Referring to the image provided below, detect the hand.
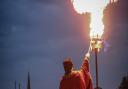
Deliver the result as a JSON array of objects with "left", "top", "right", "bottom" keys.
[{"left": 85, "top": 52, "right": 90, "bottom": 58}]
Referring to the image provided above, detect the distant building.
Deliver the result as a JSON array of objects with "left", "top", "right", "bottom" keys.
[
  {"left": 19, "top": 83, "right": 21, "bottom": 89},
  {"left": 27, "top": 72, "right": 31, "bottom": 89},
  {"left": 15, "top": 81, "right": 17, "bottom": 89}
]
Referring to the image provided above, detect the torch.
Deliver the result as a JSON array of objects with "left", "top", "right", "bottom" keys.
[
  {"left": 90, "top": 34, "right": 103, "bottom": 89},
  {"left": 71, "top": 0, "right": 117, "bottom": 89}
]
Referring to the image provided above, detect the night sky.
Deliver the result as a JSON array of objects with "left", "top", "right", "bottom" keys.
[{"left": 1, "top": 0, "right": 128, "bottom": 89}]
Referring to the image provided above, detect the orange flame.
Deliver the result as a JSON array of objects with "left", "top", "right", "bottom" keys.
[
  {"left": 71, "top": 0, "right": 111, "bottom": 39},
  {"left": 71, "top": 0, "right": 117, "bottom": 50}
]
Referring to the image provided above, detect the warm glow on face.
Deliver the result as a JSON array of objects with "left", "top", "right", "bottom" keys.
[{"left": 71, "top": 0, "right": 110, "bottom": 39}]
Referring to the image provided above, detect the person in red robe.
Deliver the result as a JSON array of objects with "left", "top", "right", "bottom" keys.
[{"left": 59, "top": 51, "right": 93, "bottom": 89}]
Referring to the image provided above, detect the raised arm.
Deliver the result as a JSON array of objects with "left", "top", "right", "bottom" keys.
[
  {"left": 81, "top": 52, "right": 90, "bottom": 72},
  {"left": 81, "top": 46, "right": 91, "bottom": 73}
]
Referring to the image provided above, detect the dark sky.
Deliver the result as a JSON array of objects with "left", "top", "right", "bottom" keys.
[{"left": 0, "top": 0, "right": 128, "bottom": 89}]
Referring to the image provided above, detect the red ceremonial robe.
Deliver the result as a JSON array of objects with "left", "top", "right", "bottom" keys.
[{"left": 59, "top": 58, "right": 93, "bottom": 89}]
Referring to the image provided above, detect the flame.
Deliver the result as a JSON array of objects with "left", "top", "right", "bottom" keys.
[{"left": 71, "top": 0, "right": 111, "bottom": 39}]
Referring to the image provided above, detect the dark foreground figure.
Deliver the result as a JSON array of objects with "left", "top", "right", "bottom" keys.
[
  {"left": 59, "top": 52, "right": 93, "bottom": 89},
  {"left": 118, "top": 75, "right": 128, "bottom": 89}
]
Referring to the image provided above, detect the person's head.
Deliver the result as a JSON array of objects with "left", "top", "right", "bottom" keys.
[{"left": 63, "top": 58, "right": 73, "bottom": 74}]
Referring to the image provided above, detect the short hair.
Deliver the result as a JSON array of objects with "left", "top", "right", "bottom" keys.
[{"left": 63, "top": 58, "right": 73, "bottom": 66}]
